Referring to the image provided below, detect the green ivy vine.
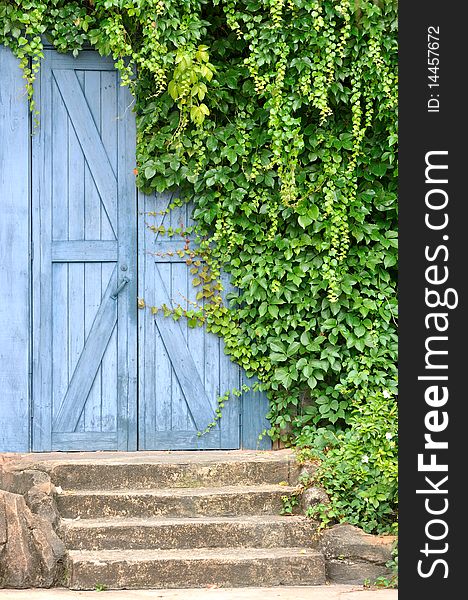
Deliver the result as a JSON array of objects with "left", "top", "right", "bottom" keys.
[{"left": 0, "top": 0, "right": 398, "bottom": 450}]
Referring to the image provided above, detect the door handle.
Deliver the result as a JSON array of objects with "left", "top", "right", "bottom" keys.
[{"left": 111, "top": 276, "right": 130, "bottom": 300}]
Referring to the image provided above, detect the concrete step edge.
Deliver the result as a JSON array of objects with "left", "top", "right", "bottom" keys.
[
  {"left": 58, "top": 484, "right": 298, "bottom": 497},
  {"left": 38, "top": 450, "right": 306, "bottom": 490},
  {"left": 26, "top": 449, "right": 295, "bottom": 465},
  {"left": 67, "top": 546, "right": 327, "bottom": 589},
  {"left": 68, "top": 547, "right": 323, "bottom": 561},
  {"left": 60, "top": 515, "right": 312, "bottom": 528}
]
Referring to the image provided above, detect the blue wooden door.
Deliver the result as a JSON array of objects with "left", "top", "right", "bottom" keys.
[
  {"left": 29, "top": 48, "right": 269, "bottom": 452},
  {"left": 139, "top": 194, "right": 245, "bottom": 449},
  {"left": 32, "top": 49, "right": 137, "bottom": 451}
]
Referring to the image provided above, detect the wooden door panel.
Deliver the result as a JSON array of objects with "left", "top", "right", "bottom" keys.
[
  {"left": 138, "top": 193, "right": 271, "bottom": 449},
  {"left": 152, "top": 265, "right": 216, "bottom": 430},
  {"left": 138, "top": 193, "right": 241, "bottom": 450},
  {"left": 53, "top": 68, "right": 118, "bottom": 235},
  {"left": 52, "top": 265, "right": 118, "bottom": 432},
  {"left": 32, "top": 50, "right": 136, "bottom": 451}
]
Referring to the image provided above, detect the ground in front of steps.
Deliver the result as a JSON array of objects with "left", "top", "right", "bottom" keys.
[{"left": 0, "top": 586, "right": 397, "bottom": 600}]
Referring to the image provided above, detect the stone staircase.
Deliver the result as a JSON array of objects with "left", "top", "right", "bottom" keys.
[{"left": 45, "top": 451, "right": 326, "bottom": 590}]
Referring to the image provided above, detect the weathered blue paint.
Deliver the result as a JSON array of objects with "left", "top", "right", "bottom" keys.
[
  {"left": 52, "top": 266, "right": 119, "bottom": 432},
  {"left": 0, "top": 46, "right": 31, "bottom": 453},
  {"left": 31, "top": 49, "right": 137, "bottom": 451},
  {"left": 152, "top": 267, "right": 217, "bottom": 430},
  {"left": 241, "top": 374, "right": 272, "bottom": 450},
  {"left": 53, "top": 69, "right": 118, "bottom": 234},
  {"left": 138, "top": 193, "right": 237, "bottom": 449},
  {"left": 138, "top": 193, "right": 270, "bottom": 449},
  {"left": 0, "top": 45, "right": 270, "bottom": 452},
  {"left": 116, "top": 60, "right": 139, "bottom": 452}
]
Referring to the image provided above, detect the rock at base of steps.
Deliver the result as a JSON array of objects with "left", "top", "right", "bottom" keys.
[
  {"left": 0, "top": 489, "right": 66, "bottom": 588},
  {"left": 319, "top": 524, "right": 396, "bottom": 585}
]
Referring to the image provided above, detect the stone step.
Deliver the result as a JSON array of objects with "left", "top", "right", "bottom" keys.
[
  {"left": 43, "top": 450, "right": 303, "bottom": 490},
  {"left": 60, "top": 515, "right": 319, "bottom": 551},
  {"left": 67, "top": 547, "right": 326, "bottom": 589},
  {"left": 56, "top": 485, "right": 297, "bottom": 519}
]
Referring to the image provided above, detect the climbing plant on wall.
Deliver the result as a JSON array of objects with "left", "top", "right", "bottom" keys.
[{"left": 0, "top": 0, "right": 398, "bottom": 447}]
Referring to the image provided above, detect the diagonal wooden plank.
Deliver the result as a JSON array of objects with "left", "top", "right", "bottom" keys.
[
  {"left": 52, "top": 69, "right": 118, "bottom": 235},
  {"left": 53, "top": 265, "right": 119, "bottom": 432},
  {"left": 153, "top": 266, "right": 215, "bottom": 430}
]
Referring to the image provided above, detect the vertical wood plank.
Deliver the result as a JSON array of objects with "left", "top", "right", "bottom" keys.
[
  {"left": 101, "top": 325, "right": 117, "bottom": 433},
  {"left": 219, "top": 272, "right": 241, "bottom": 448},
  {"left": 51, "top": 77, "right": 70, "bottom": 422},
  {"left": 32, "top": 50, "right": 53, "bottom": 451},
  {"left": 0, "top": 46, "right": 30, "bottom": 452},
  {"left": 154, "top": 261, "right": 172, "bottom": 434},
  {"left": 137, "top": 191, "right": 148, "bottom": 447},
  {"left": 169, "top": 202, "right": 186, "bottom": 429},
  {"left": 138, "top": 193, "right": 156, "bottom": 447},
  {"left": 171, "top": 261, "right": 190, "bottom": 430},
  {"left": 117, "top": 76, "right": 138, "bottom": 450},
  {"left": 187, "top": 236, "right": 207, "bottom": 434},
  {"left": 204, "top": 298, "right": 220, "bottom": 434},
  {"left": 100, "top": 69, "right": 118, "bottom": 434},
  {"left": 100, "top": 69, "right": 117, "bottom": 241},
  {"left": 241, "top": 373, "right": 272, "bottom": 449},
  {"left": 68, "top": 70, "right": 86, "bottom": 433},
  {"left": 83, "top": 69, "right": 103, "bottom": 432}
]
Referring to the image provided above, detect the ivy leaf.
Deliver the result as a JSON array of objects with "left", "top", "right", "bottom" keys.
[
  {"left": 168, "top": 80, "right": 179, "bottom": 100},
  {"left": 145, "top": 166, "right": 156, "bottom": 179},
  {"left": 270, "top": 352, "right": 287, "bottom": 362},
  {"left": 298, "top": 215, "right": 312, "bottom": 228},
  {"left": 309, "top": 205, "right": 319, "bottom": 220},
  {"left": 206, "top": 136, "right": 218, "bottom": 151},
  {"left": 268, "top": 305, "right": 279, "bottom": 318},
  {"left": 273, "top": 368, "right": 293, "bottom": 389},
  {"left": 287, "top": 341, "right": 300, "bottom": 355},
  {"left": 370, "top": 163, "right": 388, "bottom": 176},
  {"left": 226, "top": 149, "right": 237, "bottom": 164},
  {"left": 384, "top": 254, "right": 397, "bottom": 268},
  {"left": 270, "top": 341, "right": 286, "bottom": 353},
  {"left": 309, "top": 359, "right": 328, "bottom": 369},
  {"left": 354, "top": 325, "right": 366, "bottom": 338}
]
